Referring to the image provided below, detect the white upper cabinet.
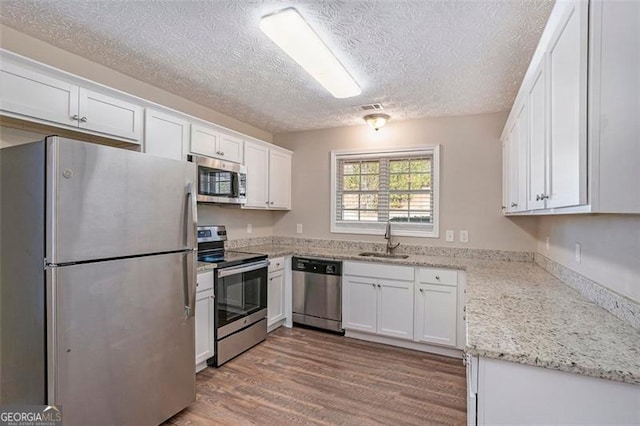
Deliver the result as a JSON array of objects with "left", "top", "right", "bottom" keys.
[
  {"left": 500, "top": 0, "right": 640, "bottom": 215},
  {"left": 244, "top": 140, "right": 270, "bottom": 208},
  {"left": 268, "top": 149, "right": 292, "bottom": 209},
  {"left": 505, "top": 102, "right": 527, "bottom": 213},
  {"left": 243, "top": 140, "right": 292, "bottom": 210},
  {"left": 190, "top": 123, "right": 243, "bottom": 163},
  {"left": 588, "top": 0, "right": 640, "bottom": 213},
  {"left": 546, "top": 0, "right": 588, "bottom": 209},
  {"left": 527, "top": 57, "right": 548, "bottom": 211},
  {"left": 0, "top": 60, "right": 79, "bottom": 127},
  {"left": 144, "top": 109, "right": 190, "bottom": 161},
  {"left": 78, "top": 88, "right": 143, "bottom": 142},
  {"left": 218, "top": 133, "right": 243, "bottom": 164},
  {"left": 0, "top": 58, "right": 142, "bottom": 142}
]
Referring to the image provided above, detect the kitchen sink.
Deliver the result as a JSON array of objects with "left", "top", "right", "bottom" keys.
[{"left": 358, "top": 252, "right": 409, "bottom": 259}]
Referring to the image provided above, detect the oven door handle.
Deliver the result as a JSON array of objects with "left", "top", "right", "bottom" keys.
[{"left": 218, "top": 260, "right": 269, "bottom": 278}]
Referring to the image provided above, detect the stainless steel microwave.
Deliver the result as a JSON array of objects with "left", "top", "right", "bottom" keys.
[{"left": 188, "top": 154, "right": 247, "bottom": 204}]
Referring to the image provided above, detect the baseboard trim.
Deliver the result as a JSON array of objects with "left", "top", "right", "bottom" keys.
[{"left": 345, "top": 330, "right": 463, "bottom": 359}]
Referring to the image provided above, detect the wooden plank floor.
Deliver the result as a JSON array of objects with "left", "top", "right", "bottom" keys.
[{"left": 164, "top": 327, "right": 467, "bottom": 425}]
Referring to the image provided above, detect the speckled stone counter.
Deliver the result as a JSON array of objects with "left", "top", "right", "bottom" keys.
[{"left": 198, "top": 243, "right": 640, "bottom": 385}]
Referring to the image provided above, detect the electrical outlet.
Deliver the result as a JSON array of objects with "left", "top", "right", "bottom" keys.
[
  {"left": 246, "top": 223, "right": 252, "bottom": 234},
  {"left": 445, "top": 230, "right": 454, "bottom": 242},
  {"left": 575, "top": 243, "right": 581, "bottom": 263},
  {"left": 546, "top": 236, "right": 550, "bottom": 251},
  {"left": 460, "top": 230, "right": 469, "bottom": 243},
  {"left": 296, "top": 224, "right": 303, "bottom": 234}
]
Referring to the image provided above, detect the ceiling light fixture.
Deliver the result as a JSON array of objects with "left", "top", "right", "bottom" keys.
[
  {"left": 260, "top": 8, "right": 361, "bottom": 99},
  {"left": 364, "top": 113, "right": 390, "bottom": 131}
]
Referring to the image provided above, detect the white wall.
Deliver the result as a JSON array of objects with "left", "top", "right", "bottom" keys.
[
  {"left": 537, "top": 215, "right": 640, "bottom": 303},
  {"left": 273, "top": 112, "right": 537, "bottom": 252}
]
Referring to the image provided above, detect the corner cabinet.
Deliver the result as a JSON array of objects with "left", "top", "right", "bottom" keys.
[
  {"left": 1, "top": 55, "right": 143, "bottom": 143},
  {"left": 243, "top": 140, "right": 292, "bottom": 210},
  {"left": 502, "top": 0, "right": 639, "bottom": 215},
  {"left": 195, "top": 271, "right": 214, "bottom": 373},
  {"left": 144, "top": 108, "right": 190, "bottom": 161}
]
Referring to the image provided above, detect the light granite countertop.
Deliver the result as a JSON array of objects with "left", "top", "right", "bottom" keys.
[{"left": 199, "top": 244, "right": 640, "bottom": 386}]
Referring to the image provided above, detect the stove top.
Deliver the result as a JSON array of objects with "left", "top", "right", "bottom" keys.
[{"left": 197, "top": 250, "right": 267, "bottom": 269}]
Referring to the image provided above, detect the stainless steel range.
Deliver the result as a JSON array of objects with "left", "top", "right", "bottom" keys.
[{"left": 197, "top": 226, "right": 268, "bottom": 366}]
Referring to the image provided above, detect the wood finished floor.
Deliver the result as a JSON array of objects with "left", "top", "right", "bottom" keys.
[{"left": 164, "top": 327, "right": 467, "bottom": 426}]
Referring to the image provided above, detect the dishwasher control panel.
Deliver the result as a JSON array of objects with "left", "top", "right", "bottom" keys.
[{"left": 292, "top": 257, "right": 342, "bottom": 276}]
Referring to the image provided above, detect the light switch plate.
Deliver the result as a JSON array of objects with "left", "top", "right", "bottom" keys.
[
  {"left": 296, "top": 224, "right": 303, "bottom": 234},
  {"left": 445, "top": 230, "right": 454, "bottom": 242},
  {"left": 460, "top": 230, "right": 469, "bottom": 243},
  {"left": 546, "top": 236, "right": 550, "bottom": 251},
  {"left": 575, "top": 243, "right": 581, "bottom": 263},
  {"left": 246, "top": 223, "right": 252, "bottom": 234}
]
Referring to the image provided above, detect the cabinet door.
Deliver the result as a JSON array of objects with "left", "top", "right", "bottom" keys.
[
  {"left": 527, "top": 57, "right": 548, "bottom": 211},
  {"left": 342, "top": 276, "right": 377, "bottom": 333},
  {"left": 547, "top": 0, "right": 588, "bottom": 208},
  {"left": 377, "top": 279, "right": 414, "bottom": 340},
  {"left": 268, "top": 270, "right": 285, "bottom": 327},
  {"left": 195, "top": 290, "right": 214, "bottom": 368},
  {"left": 415, "top": 284, "right": 457, "bottom": 346},
  {"left": 78, "top": 88, "right": 142, "bottom": 142},
  {"left": 190, "top": 124, "right": 220, "bottom": 158},
  {"left": 218, "top": 134, "right": 243, "bottom": 164},
  {"left": 502, "top": 138, "right": 509, "bottom": 214},
  {"left": 0, "top": 60, "right": 79, "bottom": 127},
  {"left": 243, "top": 141, "right": 270, "bottom": 208},
  {"left": 268, "top": 149, "right": 292, "bottom": 209},
  {"left": 144, "top": 109, "right": 190, "bottom": 161},
  {"left": 506, "top": 120, "right": 520, "bottom": 213}
]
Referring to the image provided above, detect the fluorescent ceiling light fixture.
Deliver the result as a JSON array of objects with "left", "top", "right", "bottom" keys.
[{"left": 260, "top": 8, "right": 361, "bottom": 99}]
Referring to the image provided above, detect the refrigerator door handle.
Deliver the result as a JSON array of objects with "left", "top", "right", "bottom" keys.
[
  {"left": 185, "top": 182, "right": 197, "bottom": 249},
  {"left": 182, "top": 253, "right": 195, "bottom": 319}
]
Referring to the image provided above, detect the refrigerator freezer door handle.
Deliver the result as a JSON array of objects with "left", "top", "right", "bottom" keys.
[{"left": 182, "top": 253, "right": 194, "bottom": 319}]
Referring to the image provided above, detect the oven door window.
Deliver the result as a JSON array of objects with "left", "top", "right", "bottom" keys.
[
  {"left": 198, "top": 166, "right": 237, "bottom": 197},
  {"left": 216, "top": 267, "right": 267, "bottom": 328}
]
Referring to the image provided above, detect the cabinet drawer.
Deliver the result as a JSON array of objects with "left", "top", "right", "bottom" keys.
[
  {"left": 196, "top": 270, "right": 214, "bottom": 292},
  {"left": 269, "top": 256, "right": 285, "bottom": 272},
  {"left": 417, "top": 268, "right": 458, "bottom": 286},
  {"left": 344, "top": 261, "right": 414, "bottom": 281}
]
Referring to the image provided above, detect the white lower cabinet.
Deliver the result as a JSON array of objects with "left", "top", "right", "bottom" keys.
[
  {"left": 414, "top": 283, "right": 457, "bottom": 346},
  {"left": 195, "top": 271, "right": 214, "bottom": 372},
  {"left": 343, "top": 261, "right": 462, "bottom": 351},
  {"left": 343, "top": 262, "right": 415, "bottom": 341},
  {"left": 470, "top": 356, "right": 640, "bottom": 425},
  {"left": 267, "top": 257, "right": 286, "bottom": 331},
  {"left": 414, "top": 267, "right": 459, "bottom": 347}
]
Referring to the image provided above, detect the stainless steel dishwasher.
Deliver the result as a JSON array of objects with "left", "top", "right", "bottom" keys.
[{"left": 292, "top": 257, "right": 343, "bottom": 333}]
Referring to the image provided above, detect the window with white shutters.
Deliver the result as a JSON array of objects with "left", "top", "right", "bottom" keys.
[{"left": 331, "top": 147, "right": 440, "bottom": 238}]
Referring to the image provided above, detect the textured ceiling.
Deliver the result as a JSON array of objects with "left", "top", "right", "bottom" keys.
[{"left": 0, "top": 0, "right": 553, "bottom": 134}]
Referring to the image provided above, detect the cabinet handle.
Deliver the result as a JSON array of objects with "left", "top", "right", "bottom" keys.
[
  {"left": 220, "top": 152, "right": 225, "bottom": 156},
  {"left": 265, "top": 201, "right": 269, "bottom": 205},
  {"left": 371, "top": 283, "right": 376, "bottom": 288},
  {"left": 419, "top": 288, "right": 424, "bottom": 293},
  {"left": 435, "top": 275, "right": 440, "bottom": 280},
  {"left": 501, "top": 206, "right": 506, "bottom": 210},
  {"left": 377, "top": 284, "right": 381, "bottom": 288},
  {"left": 540, "top": 194, "right": 549, "bottom": 200},
  {"left": 510, "top": 202, "right": 518, "bottom": 207},
  {"left": 71, "top": 114, "right": 79, "bottom": 121},
  {"left": 270, "top": 201, "right": 274, "bottom": 205},
  {"left": 80, "top": 116, "right": 87, "bottom": 122},
  {"left": 536, "top": 194, "right": 541, "bottom": 201}
]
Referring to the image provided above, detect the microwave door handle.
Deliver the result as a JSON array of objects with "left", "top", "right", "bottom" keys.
[
  {"left": 217, "top": 260, "right": 269, "bottom": 278},
  {"left": 232, "top": 172, "right": 239, "bottom": 198}
]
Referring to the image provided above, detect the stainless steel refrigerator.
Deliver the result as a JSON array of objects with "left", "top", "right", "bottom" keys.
[{"left": 0, "top": 136, "right": 198, "bottom": 425}]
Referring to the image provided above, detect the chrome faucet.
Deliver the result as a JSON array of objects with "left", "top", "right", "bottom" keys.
[{"left": 384, "top": 220, "right": 400, "bottom": 254}]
